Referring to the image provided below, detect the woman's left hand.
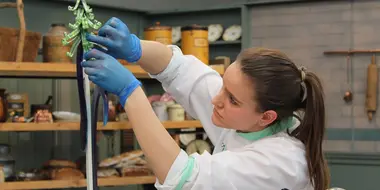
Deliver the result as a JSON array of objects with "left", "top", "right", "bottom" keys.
[{"left": 81, "top": 49, "right": 141, "bottom": 106}]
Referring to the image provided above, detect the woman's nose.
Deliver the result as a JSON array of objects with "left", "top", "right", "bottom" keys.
[{"left": 212, "top": 92, "right": 223, "bottom": 108}]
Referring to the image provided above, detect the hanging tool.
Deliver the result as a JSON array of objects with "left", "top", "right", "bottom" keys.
[
  {"left": 343, "top": 55, "right": 353, "bottom": 103},
  {"left": 61, "top": 0, "right": 107, "bottom": 189},
  {"left": 366, "top": 54, "right": 378, "bottom": 121}
]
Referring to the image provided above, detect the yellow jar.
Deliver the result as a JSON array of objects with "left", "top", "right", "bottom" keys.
[
  {"left": 144, "top": 22, "right": 172, "bottom": 45},
  {"left": 181, "top": 25, "right": 209, "bottom": 64}
]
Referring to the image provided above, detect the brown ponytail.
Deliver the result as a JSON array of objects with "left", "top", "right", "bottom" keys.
[
  {"left": 237, "top": 47, "right": 330, "bottom": 190},
  {"left": 291, "top": 71, "right": 330, "bottom": 190}
]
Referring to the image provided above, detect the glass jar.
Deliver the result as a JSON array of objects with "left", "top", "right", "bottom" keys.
[{"left": 0, "top": 144, "right": 15, "bottom": 180}]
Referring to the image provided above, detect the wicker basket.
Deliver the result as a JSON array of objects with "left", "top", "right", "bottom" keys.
[{"left": 0, "top": 27, "right": 41, "bottom": 62}]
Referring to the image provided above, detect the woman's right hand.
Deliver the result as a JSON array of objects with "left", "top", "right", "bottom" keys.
[{"left": 86, "top": 17, "right": 142, "bottom": 63}]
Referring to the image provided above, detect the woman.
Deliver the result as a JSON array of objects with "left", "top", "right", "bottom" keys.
[{"left": 82, "top": 17, "right": 330, "bottom": 190}]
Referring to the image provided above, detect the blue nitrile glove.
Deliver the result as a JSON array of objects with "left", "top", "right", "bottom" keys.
[
  {"left": 82, "top": 49, "right": 142, "bottom": 106},
  {"left": 86, "top": 17, "right": 142, "bottom": 63}
]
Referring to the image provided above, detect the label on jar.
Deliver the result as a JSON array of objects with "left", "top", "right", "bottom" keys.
[
  {"left": 194, "top": 38, "right": 208, "bottom": 47},
  {"left": 8, "top": 102, "right": 24, "bottom": 109},
  {"left": 155, "top": 37, "right": 171, "bottom": 45},
  {"left": 9, "top": 94, "right": 22, "bottom": 100}
]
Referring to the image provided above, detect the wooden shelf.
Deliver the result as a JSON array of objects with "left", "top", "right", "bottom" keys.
[
  {"left": 0, "top": 62, "right": 224, "bottom": 79},
  {"left": 210, "top": 40, "right": 241, "bottom": 45},
  {"left": 175, "top": 40, "right": 241, "bottom": 46},
  {"left": 0, "top": 2, "right": 17, "bottom": 8},
  {"left": 324, "top": 49, "right": 380, "bottom": 55},
  {"left": 1, "top": 176, "right": 156, "bottom": 190},
  {"left": 0, "top": 120, "right": 203, "bottom": 131}
]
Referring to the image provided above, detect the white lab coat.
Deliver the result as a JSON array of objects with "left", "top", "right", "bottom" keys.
[{"left": 149, "top": 45, "right": 314, "bottom": 190}]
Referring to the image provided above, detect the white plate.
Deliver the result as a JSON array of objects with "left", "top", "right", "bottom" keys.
[
  {"left": 172, "top": 26, "right": 181, "bottom": 44},
  {"left": 208, "top": 24, "right": 223, "bottom": 42},
  {"left": 52, "top": 111, "right": 81, "bottom": 121},
  {"left": 222, "top": 25, "right": 242, "bottom": 41}
]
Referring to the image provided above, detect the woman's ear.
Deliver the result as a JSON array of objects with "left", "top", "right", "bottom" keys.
[{"left": 259, "top": 110, "right": 277, "bottom": 127}]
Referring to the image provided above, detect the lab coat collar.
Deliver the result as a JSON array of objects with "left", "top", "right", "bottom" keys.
[{"left": 236, "top": 115, "right": 299, "bottom": 141}]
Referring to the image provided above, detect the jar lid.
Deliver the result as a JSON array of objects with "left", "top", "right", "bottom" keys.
[
  {"left": 51, "top": 23, "right": 66, "bottom": 27},
  {"left": 152, "top": 101, "right": 166, "bottom": 106},
  {"left": 169, "top": 104, "right": 183, "bottom": 109},
  {"left": 181, "top": 24, "right": 208, "bottom": 31},
  {"left": 144, "top": 22, "right": 171, "bottom": 31},
  {"left": 31, "top": 104, "right": 51, "bottom": 110}
]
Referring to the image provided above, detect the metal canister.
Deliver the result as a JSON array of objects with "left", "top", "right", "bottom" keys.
[
  {"left": 42, "top": 23, "right": 72, "bottom": 63},
  {"left": 181, "top": 24, "right": 209, "bottom": 64},
  {"left": 144, "top": 22, "right": 172, "bottom": 45}
]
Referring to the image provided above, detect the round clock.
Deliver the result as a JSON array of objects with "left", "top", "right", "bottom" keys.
[
  {"left": 172, "top": 26, "right": 181, "bottom": 44},
  {"left": 208, "top": 24, "right": 223, "bottom": 42},
  {"left": 222, "top": 25, "right": 242, "bottom": 41},
  {"left": 185, "top": 139, "right": 212, "bottom": 155}
]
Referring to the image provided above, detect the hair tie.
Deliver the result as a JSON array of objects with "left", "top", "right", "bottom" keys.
[
  {"left": 298, "top": 66, "right": 306, "bottom": 82},
  {"left": 298, "top": 66, "right": 307, "bottom": 102}
]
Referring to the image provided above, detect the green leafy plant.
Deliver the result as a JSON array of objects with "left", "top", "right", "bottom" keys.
[{"left": 62, "top": 0, "right": 102, "bottom": 57}]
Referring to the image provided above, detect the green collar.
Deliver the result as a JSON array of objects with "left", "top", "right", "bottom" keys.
[{"left": 237, "top": 117, "right": 295, "bottom": 141}]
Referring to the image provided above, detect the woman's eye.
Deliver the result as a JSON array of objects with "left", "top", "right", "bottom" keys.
[{"left": 229, "top": 95, "right": 238, "bottom": 105}]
